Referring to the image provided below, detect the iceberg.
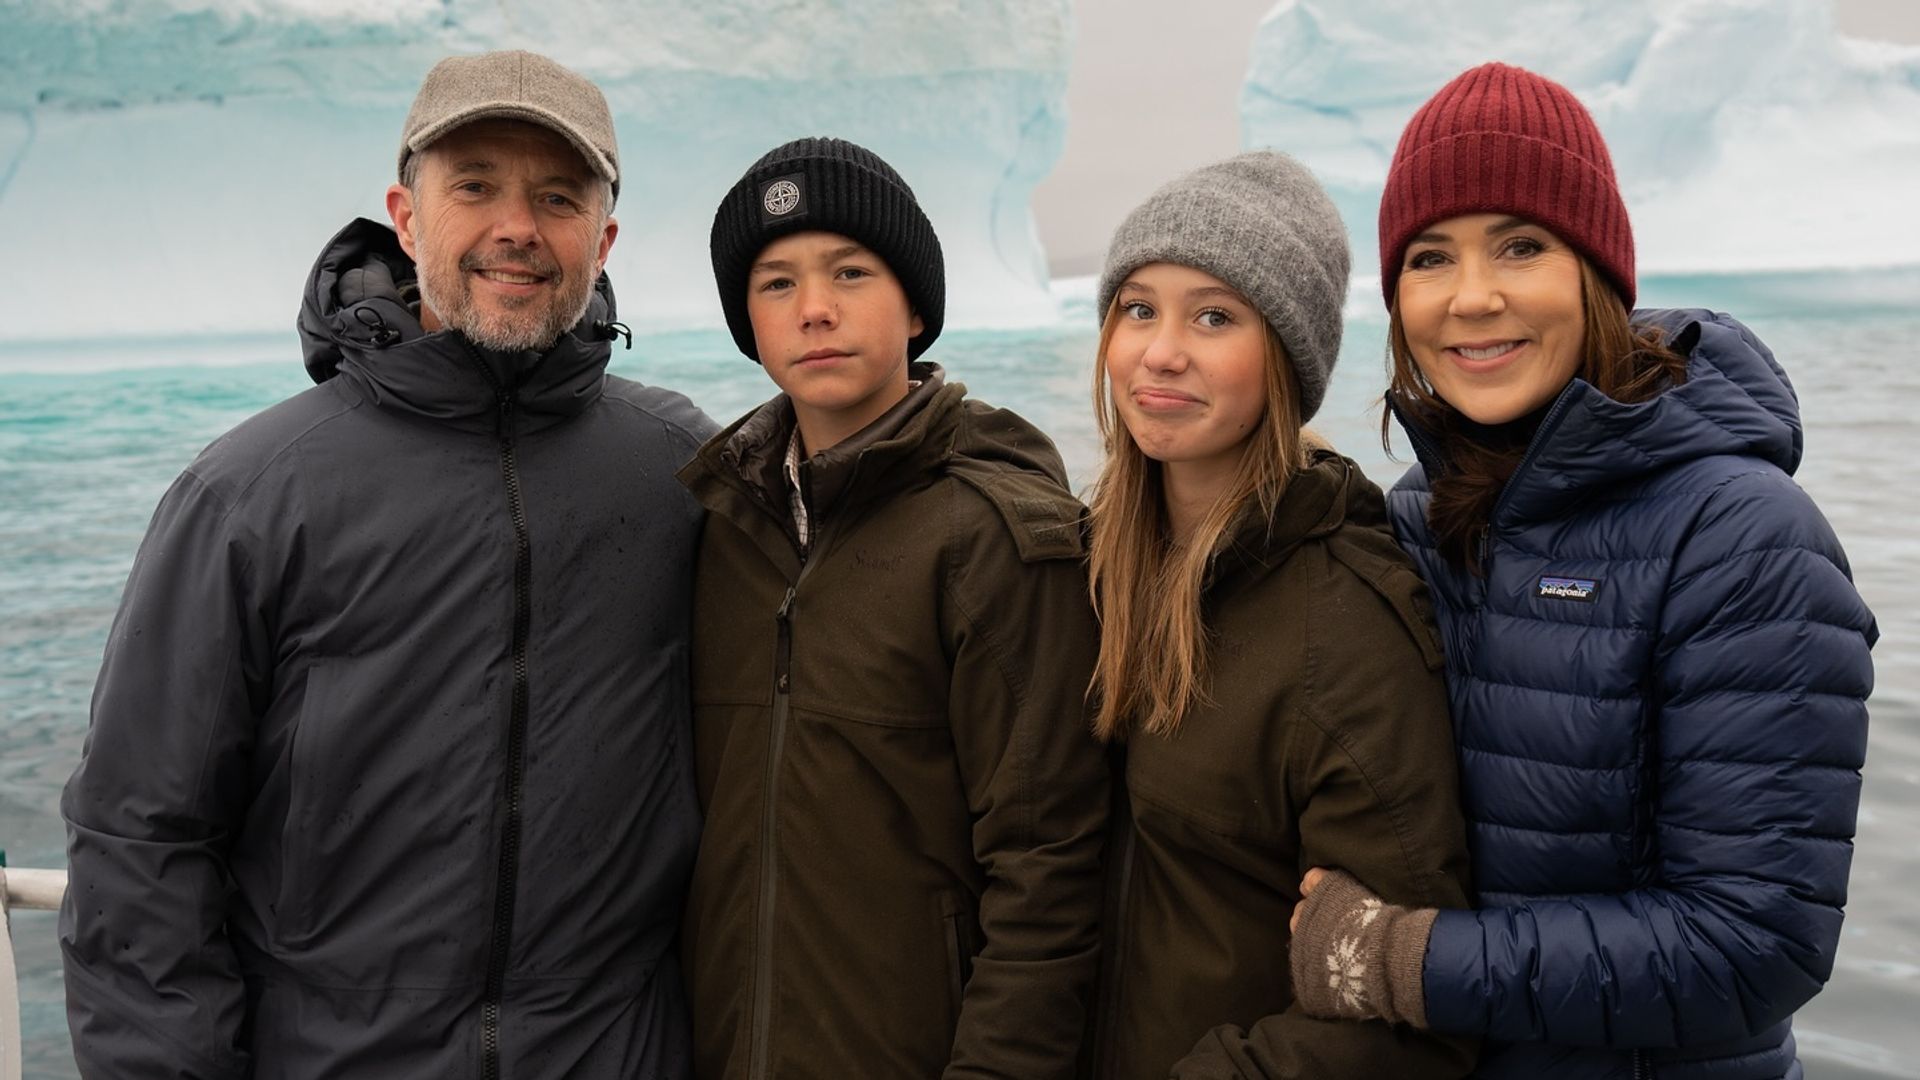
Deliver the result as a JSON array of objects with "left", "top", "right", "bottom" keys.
[
  {"left": 1242, "top": 0, "right": 1920, "bottom": 282},
  {"left": 0, "top": 0, "right": 1071, "bottom": 344}
]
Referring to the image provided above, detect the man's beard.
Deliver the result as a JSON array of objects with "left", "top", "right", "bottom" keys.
[{"left": 416, "top": 238, "right": 598, "bottom": 353}]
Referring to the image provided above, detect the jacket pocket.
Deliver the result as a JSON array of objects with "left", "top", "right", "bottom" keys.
[
  {"left": 274, "top": 662, "right": 335, "bottom": 942},
  {"left": 1628, "top": 674, "right": 1661, "bottom": 885},
  {"left": 272, "top": 658, "right": 491, "bottom": 961},
  {"left": 941, "top": 893, "right": 977, "bottom": 1021}
]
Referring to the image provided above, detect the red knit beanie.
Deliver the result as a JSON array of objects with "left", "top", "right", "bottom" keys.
[{"left": 1378, "top": 62, "right": 1635, "bottom": 309}]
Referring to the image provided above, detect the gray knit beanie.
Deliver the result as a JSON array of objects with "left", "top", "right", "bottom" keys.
[{"left": 1097, "top": 151, "right": 1350, "bottom": 423}]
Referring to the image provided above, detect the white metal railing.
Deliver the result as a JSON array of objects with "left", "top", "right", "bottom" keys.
[{"left": 2, "top": 866, "right": 68, "bottom": 1080}]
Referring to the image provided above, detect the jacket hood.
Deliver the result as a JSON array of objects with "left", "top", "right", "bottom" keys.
[
  {"left": 1211, "top": 448, "right": 1367, "bottom": 586},
  {"left": 1398, "top": 309, "right": 1803, "bottom": 525},
  {"left": 296, "top": 218, "right": 624, "bottom": 433},
  {"left": 699, "top": 362, "right": 1071, "bottom": 501}
]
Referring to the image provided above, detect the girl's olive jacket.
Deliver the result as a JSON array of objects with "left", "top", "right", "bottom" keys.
[
  {"left": 1085, "top": 449, "right": 1477, "bottom": 1080},
  {"left": 677, "top": 366, "right": 1108, "bottom": 1080}
]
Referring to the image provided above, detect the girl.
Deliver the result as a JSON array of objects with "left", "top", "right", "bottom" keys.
[
  {"left": 1082, "top": 151, "right": 1475, "bottom": 1079},
  {"left": 1288, "top": 62, "right": 1878, "bottom": 1080}
]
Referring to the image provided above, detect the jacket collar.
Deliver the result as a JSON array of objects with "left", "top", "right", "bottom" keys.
[
  {"left": 296, "top": 218, "right": 620, "bottom": 435},
  {"left": 687, "top": 361, "right": 957, "bottom": 533},
  {"left": 1395, "top": 309, "right": 1802, "bottom": 525},
  {"left": 1208, "top": 448, "right": 1358, "bottom": 588},
  {"left": 798, "top": 366, "right": 954, "bottom": 520}
]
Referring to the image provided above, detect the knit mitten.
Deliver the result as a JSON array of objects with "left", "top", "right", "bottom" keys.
[{"left": 1288, "top": 869, "right": 1437, "bottom": 1027}]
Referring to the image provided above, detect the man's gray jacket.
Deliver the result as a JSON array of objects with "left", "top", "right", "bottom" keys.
[{"left": 60, "top": 218, "right": 714, "bottom": 1078}]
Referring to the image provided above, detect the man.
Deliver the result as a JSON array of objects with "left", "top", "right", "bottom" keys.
[
  {"left": 59, "top": 50, "right": 713, "bottom": 1078},
  {"left": 679, "top": 137, "right": 1107, "bottom": 1079}
]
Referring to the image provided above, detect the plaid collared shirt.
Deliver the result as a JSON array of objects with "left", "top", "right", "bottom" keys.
[
  {"left": 783, "top": 428, "right": 811, "bottom": 553},
  {"left": 780, "top": 381, "right": 918, "bottom": 556}
]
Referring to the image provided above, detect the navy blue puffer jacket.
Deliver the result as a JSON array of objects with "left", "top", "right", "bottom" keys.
[{"left": 1388, "top": 310, "right": 1877, "bottom": 1080}]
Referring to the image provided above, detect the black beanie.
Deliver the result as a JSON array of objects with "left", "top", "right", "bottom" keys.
[{"left": 710, "top": 136, "right": 945, "bottom": 362}]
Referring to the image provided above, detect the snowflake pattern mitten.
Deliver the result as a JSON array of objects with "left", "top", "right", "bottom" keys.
[{"left": 1287, "top": 869, "right": 1438, "bottom": 1027}]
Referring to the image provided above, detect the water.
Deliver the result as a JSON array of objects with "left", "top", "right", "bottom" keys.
[{"left": 2, "top": 289, "right": 1915, "bottom": 1078}]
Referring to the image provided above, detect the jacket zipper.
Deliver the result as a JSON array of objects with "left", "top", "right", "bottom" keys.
[
  {"left": 1471, "top": 389, "right": 1644, "bottom": 1080},
  {"left": 1484, "top": 387, "right": 1580, "bottom": 544},
  {"left": 1396, "top": 390, "right": 1578, "bottom": 579},
  {"left": 746, "top": 584, "right": 794, "bottom": 1080},
  {"left": 463, "top": 350, "right": 534, "bottom": 1080},
  {"left": 748, "top": 549, "right": 823, "bottom": 1080},
  {"left": 1094, "top": 803, "right": 1138, "bottom": 1076}
]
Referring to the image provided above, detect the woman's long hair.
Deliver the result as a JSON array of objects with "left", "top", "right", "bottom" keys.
[
  {"left": 1087, "top": 296, "right": 1304, "bottom": 741},
  {"left": 1383, "top": 257, "right": 1689, "bottom": 570}
]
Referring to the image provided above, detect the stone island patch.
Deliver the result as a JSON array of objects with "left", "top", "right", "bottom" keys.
[{"left": 760, "top": 174, "right": 805, "bottom": 223}]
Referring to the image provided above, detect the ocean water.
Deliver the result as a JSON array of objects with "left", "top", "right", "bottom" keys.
[{"left": 1, "top": 284, "right": 1915, "bottom": 1077}]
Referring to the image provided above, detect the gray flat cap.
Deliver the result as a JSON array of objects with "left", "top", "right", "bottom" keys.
[{"left": 400, "top": 50, "right": 619, "bottom": 197}]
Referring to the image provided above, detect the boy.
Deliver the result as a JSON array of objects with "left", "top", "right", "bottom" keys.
[{"left": 679, "top": 136, "right": 1107, "bottom": 1079}]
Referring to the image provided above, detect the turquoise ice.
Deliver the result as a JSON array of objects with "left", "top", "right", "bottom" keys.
[{"left": 0, "top": 0, "right": 1073, "bottom": 342}]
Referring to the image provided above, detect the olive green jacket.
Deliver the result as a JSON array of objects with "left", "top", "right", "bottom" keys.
[
  {"left": 678, "top": 365, "right": 1107, "bottom": 1080},
  {"left": 1085, "top": 450, "right": 1477, "bottom": 1080}
]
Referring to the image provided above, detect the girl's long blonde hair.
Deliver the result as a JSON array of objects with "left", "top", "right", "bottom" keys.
[{"left": 1087, "top": 294, "right": 1304, "bottom": 740}]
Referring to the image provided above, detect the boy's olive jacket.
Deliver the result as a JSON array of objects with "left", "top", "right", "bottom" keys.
[{"left": 677, "top": 365, "right": 1108, "bottom": 1080}]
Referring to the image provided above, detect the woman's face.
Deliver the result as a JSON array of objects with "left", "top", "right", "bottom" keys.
[
  {"left": 1395, "top": 213, "right": 1586, "bottom": 425},
  {"left": 1104, "top": 262, "right": 1269, "bottom": 478}
]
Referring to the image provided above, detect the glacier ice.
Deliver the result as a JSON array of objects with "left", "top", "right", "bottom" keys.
[
  {"left": 7, "top": 0, "right": 1917, "bottom": 349},
  {"left": 1242, "top": 0, "right": 1920, "bottom": 282},
  {"left": 0, "top": 0, "right": 1071, "bottom": 344}
]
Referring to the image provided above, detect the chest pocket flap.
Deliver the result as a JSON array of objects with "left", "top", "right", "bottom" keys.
[{"left": 946, "top": 459, "right": 1086, "bottom": 563}]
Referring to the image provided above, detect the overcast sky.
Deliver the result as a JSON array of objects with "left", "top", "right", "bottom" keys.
[{"left": 1032, "top": 0, "right": 1920, "bottom": 276}]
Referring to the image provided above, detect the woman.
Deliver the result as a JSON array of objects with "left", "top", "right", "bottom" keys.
[
  {"left": 1081, "top": 151, "right": 1475, "bottom": 1079},
  {"left": 1288, "top": 62, "right": 1878, "bottom": 1080}
]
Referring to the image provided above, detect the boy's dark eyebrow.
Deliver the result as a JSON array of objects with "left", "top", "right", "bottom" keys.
[{"left": 751, "top": 243, "right": 873, "bottom": 274}]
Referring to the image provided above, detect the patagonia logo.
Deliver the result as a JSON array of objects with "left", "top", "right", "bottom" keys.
[
  {"left": 759, "top": 174, "right": 806, "bottom": 222},
  {"left": 1538, "top": 575, "right": 1600, "bottom": 603}
]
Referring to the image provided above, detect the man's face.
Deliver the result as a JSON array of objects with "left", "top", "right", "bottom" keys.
[{"left": 386, "top": 119, "right": 617, "bottom": 352}]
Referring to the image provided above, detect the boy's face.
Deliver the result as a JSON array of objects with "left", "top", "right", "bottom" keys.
[{"left": 746, "top": 230, "right": 924, "bottom": 450}]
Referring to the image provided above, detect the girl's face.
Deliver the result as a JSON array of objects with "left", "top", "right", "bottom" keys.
[
  {"left": 1395, "top": 213, "right": 1586, "bottom": 425},
  {"left": 1105, "top": 262, "right": 1269, "bottom": 477}
]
